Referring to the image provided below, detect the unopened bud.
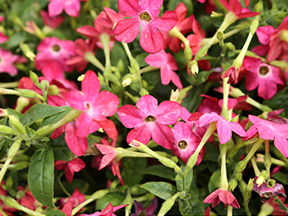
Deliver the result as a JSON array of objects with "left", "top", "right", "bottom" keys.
[
  {"left": 20, "top": 42, "right": 35, "bottom": 61},
  {"left": 247, "top": 178, "right": 254, "bottom": 191},
  {"left": 229, "top": 179, "right": 238, "bottom": 191},
  {"left": 16, "top": 89, "right": 41, "bottom": 99},
  {"left": 259, "top": 203, "right": 273, "bottom": 216},
  {"left": 184, "top": 44, "right": 192, "bottom": 62},
  {"left": 235, "top": 173, "right": 242, "bottom": 181},
  {"left": 256, "top": 173, "right": 266, "bottom": 186},
  {"left": 15, "top": 190, "right": 25, "bottom": 199},
  {"left": 30, "top": 71, "right": 40, "bottom": 86},
  {"left": 191, "top": 61, "right": 199, "bottom": 75},
  {"left": 48, "top": 85, "right": 59, "bottom": 96},
  {"left": 250, "top": 16, "right": 259, "bottom": 35},
  {"left": 9, "top": 162, "right": 29, "bottom": 171},
  {"left": 9, "top": 116, "right": 26, "bottom": 137},
  {"left": 117, "top": 59, "right": 124, "bottom": 73},
  {"left": 130, "top": 57, "right": 140, "bottom": 72},
  {"left": 7, "top": 138, "right": 22, "bottom": 159},
  {"left": 140, "top": 88, "right": 149, "bottom": 96},
  {"left": 15, "top": 97, "right": 30, "bottom": 113},
  {"left": 41, "top": 80, "right": 49, "bottom": 89},
  {"left": 0, "top": 125, "right": 17, "bottom": 135},
  {"left": 217, "top": 31, "right": 224, "bottom": 41},
  {"left": 254, "top": 0, "right": 263, "bottom": 13},
  {"left": 211, "top": 11, "right": 224, "bottom": 17},
  {"left": 235, "top": 160, "right": 248, "bottom": 174},
  {"left": 77, "top": 74, "right": 85, "bottom": 82},
  {"left": 158, "top": 192, "right": 181, "bottom": 216}
]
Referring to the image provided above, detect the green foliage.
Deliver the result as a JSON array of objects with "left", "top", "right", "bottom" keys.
[
  {"left": 96, "top": 192, "right": 126, "bottom": 210},
  {"left": 141, "top": 182, "right": 177, "bottom": 200},
  {"left": 178, "top": 191, "right": 205, "bottom": 216},
  {"left": 122, "top": 157, "right": 146, "bottom": 186}
]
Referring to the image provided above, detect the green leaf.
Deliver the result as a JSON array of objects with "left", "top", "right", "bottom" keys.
[
  {"left": 272, "top": 172, "right": 288, "bottom": 184},
  {"left": 141, "top": 182, "right": 177, "bottom": 200},
  {"left": 28, "top": 148, "right": 54, "bottom": 207},
  {"left": 96, "top": 193, "right": 125, "bottom": 210},
  {"left": 41, "top": 106, "right": 72, "bottom": 127},
  {"left": 51, "top": 134, "right": 73, "bottom": 161},
  {"left": 141, "top": 165, "right": 176, "bottom": 180},
  {"left": 21, "top": 104, "right": 69, "bottom": 125},
  {"left": 208, "top": 169, "right": 221, "bottom": 193},
  {"left": 178, "top": 191, "right": 205, "bottom": 216},
  {"left": 45, "top": 208, "right": 67, "bottom": 216},
  {"left": 122, "top": 157, "right": 146, "bottom": 186}
]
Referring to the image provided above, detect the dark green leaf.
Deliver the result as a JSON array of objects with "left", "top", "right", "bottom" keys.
[
  {"left": 51, "top": 134, "right": 73, "bottom": 161},
  {"left": 28, "top": 148, "right": 54, "bottom": 207},
  {"left": 141, "top": 165, "right": 176, "bottom": 180},
  {"left": 41, "top": 106, "right": 72, "bottom": 127},
  {"left": 272, "top": 172, "right": 288, "bottom": 184},
  {"left": 21, "top": 104, "right": 69, "bottom": 126},
  {"left": 45, "top": 208, "right": 67, "bottom": 216},
  {"left": 122, "top": 157, "right": 146, "bottom": 186},
  {"left": 7, "top": 109, "right": 22, "bottom": 119},
  {"left": 96, "top": 193, "right": 125, "bottom": 210},
  {"left": 141, "top": 182, "right": 177, "bottom": 200},
  {"left": 208, "top": 169, "right": 221, "bottom": 193},
  {"left": 178, "top": 191, "right": 205, "bottom": 216},
  {"left": 194, "top": 70, "right": 213, "bottom": 84},
  {"left": 0, "top": 118, "right": 7, "bottom": 125},
  {"left": 135, "top": 53, "right": 149, "bottom": 67}
]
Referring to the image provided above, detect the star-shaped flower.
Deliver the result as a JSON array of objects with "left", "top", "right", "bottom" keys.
[{"left": 203, "top": 189, "right": 240, "bottom": 208}]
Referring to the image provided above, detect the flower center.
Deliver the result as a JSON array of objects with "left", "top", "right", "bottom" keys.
[
  {"left": 139, "top": 12, "right": 151, "bottom": 22},
  {"left": 259, "top": 65, "right": 269, "bottom": 76},
  {"left": 144, "top": 115, "right": 155, "bottom": 123},
  {"left": 52, "top": 45, "right": 61, "bottom": 52},
  {"left": 85, "top": 102, "right": 91, "bottom": 112},
  {"left": 178, "top": 140, "right": 188, "bottom": 149}
]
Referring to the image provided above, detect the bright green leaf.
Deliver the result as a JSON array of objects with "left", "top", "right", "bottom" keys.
[
  {"left": 178, "top": 191, "right": 205, "bottom": 216},
  {"left": 96, "top": 193, "right": 125, "bottom": 210},
  {"left": 45, "top": 208, "right": 67, "bottom": 216},
  {"left": 141, "top": 165, "right": 176, "bottom": 180},
  {"left": 141, "top": 182, "right": 177, "bottom": 200},
  {"left": 208, "top": 169, "right": 221, "bottom": 193}
]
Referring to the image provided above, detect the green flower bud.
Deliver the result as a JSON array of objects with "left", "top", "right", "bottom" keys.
[
  {"left": 48, "top": 84, "right": 59, "bottom": 96},
  {"left": 20, "top": 42, "right": 35, "bottom": 61},
  {"left": 7, "top": 138, "right": 22, "bottom": 159},
  {"left": 259, "top": 203, "right": 273, "bottom": 216},
  {"left": 247, "top": 178, "right": 254, "bottom": 191},
  {"left": 235, "top": 173, "right": 242, "bottom": 181},
  {"left": 9, "top": 116, "right": 26, "bottom": 137},
  {"left": 158, "top": 192, "right": 181, "bottom": 216},
  {"left": 235, "top": 159, "right": 248, "bottom": 174},
  {"left": 190, "top": 60, "right": 199, "bottom": 75},
  {"left": 0, "top": 125, "right": 17, "bottom": 135},
  {"left": 117, "top": 59, "right": 124, "bottom": 73},
  {"left": 140, "top": 88, "right": 149, "bottom": 96},
  {"left": 254, "top": 0, "right": 263, "bottom": 13},
  {"left": 29, "top": 71, "right": 40, "bottom": 86},
  {"left": 130, "top": 57, "right": 140, "bottom": 72},
  {"left": 40, "top": 80, "right": 49, "bottom": 89},
  {"left": 229, "top": 179, "right": 238, "bottom": 191},
  {"left": 9, "top": 162, "right": 29, "bottom": 171}
]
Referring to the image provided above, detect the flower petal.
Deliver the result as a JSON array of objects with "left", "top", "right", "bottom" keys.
[
  {"left": 140, "top": 23, "right": 164, "bottom": 53},
  {"left": 114, "top": 18, "right": 140, "bottom": 43}
]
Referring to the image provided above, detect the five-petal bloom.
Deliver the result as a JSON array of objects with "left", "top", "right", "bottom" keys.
[
  {"left": 203, "top": 189, "right": 240, "bottom": 208},
  {"left": 64, "top": 70, "right": 119, "bottom": 139},
  {"left": 246, "top": 115, "right": 288, "bottom": 157},
  {"left": 145, "top": 49, "right": 183, "bottom": 89},
  {"left": 117, "top": 95, "right": 181, "bottom": 149},
  {"left": 47, "top": 0, "right": 86, "bottom": 17},
  {"left": 113, "top": 0, "right": 178, "bottom": 53}
]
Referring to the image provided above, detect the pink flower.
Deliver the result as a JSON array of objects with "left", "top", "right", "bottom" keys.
[
  {"left": 35, "top": 37, "right": 75, "bottom": 78},
  {"left": 196, "top": 0, "right": 216, "bottom": 14},
  {"left": 203, "top": 189, "right": 240, "bottom": 208},
  {"left": 264, "top": 188, "right": 288, "bottom": 216},
  {"left": 243, "top": 56, "right": 283, "bottom": 100},
  {"left": 0, "top": 16, "right": 8, "bottom": 43},
  {"left": 267, "top": 16, "right": 288, "bottom": 62},
  {"left": 16, "top": 187, "right": 37, "bottom": 211},
  {"left": 61, "top": 188, "right": 85, "bottom": 216},
  {"left": 55, "top": 158, "right": 86, "bottom": 183},
  {"left": 81, "top": 202, "right": 128, "bottom": 216},
  {"left": 64, "top": 70, "right": 119, "bottom": 139},
  {"left": 0, "top": 48, "right": 26, "bottom": 76},
  {"left": 131, "top": 197, "right": 158, "bottom": 216},
  {"left": 164, "top": 3, "right": 192, "bottom": 53},
  {"left": 65, "top": 38, "right": 95, "bottom": 72},
  {"left": 48, "top": 95, "right": 93, "bottom": 156},
  {"left": 252, "top": 25, "right": 275, "bottom": 56},
  {"left": 171, "top": 121, "right": 203, "bottom": 164},
  {"left": 253, "top": 178, "right": 285, "bottom": 201},
  {"left": 47, "top": 0, "right": 86, "bottom": 17},
  {"left": 113, "top": 0, "right": 178, "bottom": 53},
  {"left": 246, "top": 115, "right": 288, "bottom": 157},
  {"left": 192, "top": 112, "right": 247, "bottom": 144},
  {"left": 145, "top": 49, "right": 182, "bottom": 89},
  {"left": 117, "top": 95, "right": 181, "bottom": 149},
  {"left": 219, "top": 0, "right": 259, "bottom": 20},
  {"left": 40, "top": 10, "right": 65, "bottom": 29}
]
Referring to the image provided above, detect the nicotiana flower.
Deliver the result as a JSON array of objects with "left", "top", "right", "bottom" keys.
[
  {"left": 16, "top": 186, "right": 38, "bottom": 211},
  {"left": 203, "top": 189, "right": 240, "bottom": 208},
  {"left": 113, "top": 0, "right": 178, "bottom": 53},
  {"left": 131, "top": 197, "right": 158, "bottom": 216},
  {"left": 35, "top": 37, "right": 75, "bottom": 78},
  {"left": 55, "top": 158, "right": 86, "bottom": 183},
  {"left": 64, "top": 70, "right": 119, "bottom": 139},
  {"left": 196, "top": 0, "right": 216, "bottom": 14},
  {"left": 145, "top": 49, "right": 183, "bottom": 89},
  {"left": 117, "top": 95, "right": 181, "bottom": 149},
  {"left": 40, "top": 10, "right": 65, "bottom": 29},
  {"left": 252, "top": 25, "right": 275, "bottom": 56},
  {"left": 243, "top": 56, "right": 283, "bottom": 100},
  {"left": 61, "top": 188, "right": 85, "bottom": 216},
  {"left": 264, "top": 188, "right": 288, "bottom": 216},
  {"left": 219, "top": 0, "right": 259, "bottom": 20},
  {"left": 246, "top": 115, "right": 288, "bottom": 158},
  {"left": 191, "top": 112, "right": 247, "bottom": 144},
  {"left": 81, "top": 202, "right": 128, "bottom": 216},
  {"left": 47, "top": 0, "right": 86, "bottom": 17},
  {"left": 0, "top": 16, "right": 8, "bottom": 43},
  {"left": 0, "top": 48, "right": 27, "bottom": 76},
  {"left": 171, "top": 121, "right": 203, "bottom": 164},
  {"left": 164, "top": 2, "right": 192, "bottom": 53}
]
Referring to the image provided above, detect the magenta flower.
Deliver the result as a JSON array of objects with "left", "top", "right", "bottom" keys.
[
  {"left": 145, "top": 49, "right": 182, "bottom": 89},
  {"left": 0, "top": 16, "right": 8, "bottom": 43},
  {"left": 203, "top": 189, "right": 240, "bottom": 208},
  {"left": 81, "top": 203, "right": 128, "bottom": 216},
  {"left": 246, "top": 115, "right": 288, "bottom": 157},
  {"left": 61, "top": 188, "right": 85, "bottom": 216},
  {"left": 40, "top": 10, "right": 65, "bottom": 29},
  {"left": 219, "top": 0, "right": 259, "bottom": 20},
  {"left": 193, "top": 112, "right": 247, "bottom": 144},
  {"left": 64, "top": 70, "right": 119, "bottom": 139},
  {"left": 252, "top": 26, "right": 275, "bottom": 56},
  {"left": 264, "top": 188, "right": 288, "bottom": 216},
  {"left": 171, "top": 121, "right": 203, "bottom": 164},
  {"left": 117, "top": 95, "right": 181, "bottom": 149},
  {"left": 253, "top": 178, "right": 285, "bottom": 201},
  {"left": 0, "top": 48, "right": 26, "bottom": 76},
  {"left": 243, "top": 56, "right": 283, "bottom": 100},
  {"left": 196, "top": 0, "right": 216, "bottom": 14},
  {"left": 48, "top": 95, "right": 93, "bottom": 156},
  {"left": 113, "top": 0, "right": 178, "bottom": 53},
  {"left": 55, "top": 158, "right": 86, "bottom": 183},
  {"left": 35, "top": 37, "right": 75, "bottom": 78},
  {"left": 164, "top": 2, "right": 192, "bottom": 53},
  {"left": 47, "top": 0, "right": 86, "bottom": 17},
  {"left": 131, "top": 197, "right": 158, "bottom": 216}
]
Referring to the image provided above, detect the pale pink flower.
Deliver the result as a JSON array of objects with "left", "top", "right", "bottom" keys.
[
  {"left": 0, "top": 48, "right": 26, "bottom": 76},
  {"left": 48, "top": 0, "right": 86, "bottom": 17},
  {"left": 40, "top": 10, "right": 65, "bottom": 29}
]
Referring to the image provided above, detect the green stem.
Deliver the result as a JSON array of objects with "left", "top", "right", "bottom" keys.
[
  {"left": 58, "top": 172, "right": 71, "bottom": 197},
  {"left": 227, "top": 205, "right": 233, "bottom": 216},
  {"left": 139, "top": 66, "right": 157, "bottom": 74},
  {"left": 219, "top": 143, "right": 229, "bottom": 190},
  {"left": 100, "top": 33, "right": 112, "bottom": 90},
  {"left": 0, "top": 81, "right": 19, "bottom": 88},
  {"left": 221, "top": 77, "right": 230, "bottom": 120},
  {"left": 71, "top": 189, "right": 109, "bottom": 216},
  {"left": 85, "top": 52, "right": 105, "bottom": 72},
  {"left": 251, "top": 155, "right": 261, "bottom": 176}
]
